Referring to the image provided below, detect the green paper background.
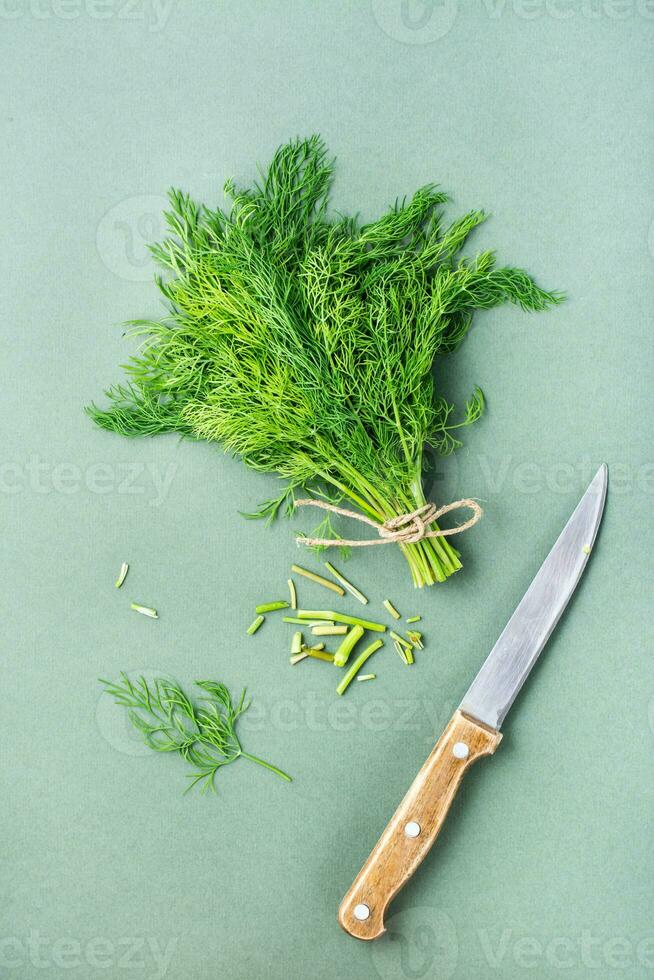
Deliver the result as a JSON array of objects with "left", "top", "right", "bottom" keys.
[{"left": 2, "top": 2, "right": 653, "bottom": 978}]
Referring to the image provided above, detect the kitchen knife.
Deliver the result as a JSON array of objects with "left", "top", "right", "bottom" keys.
[{"left": 338, "top": 464, "right": 608, "bottom": 940}]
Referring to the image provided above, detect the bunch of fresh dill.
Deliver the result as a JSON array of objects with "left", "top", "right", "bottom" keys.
[{"left": 88, "top": 137, "right": 561, "bottom": 587}]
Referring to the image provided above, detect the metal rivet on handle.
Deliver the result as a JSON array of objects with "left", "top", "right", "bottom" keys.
[
  {"left": 354, "top": 903, "right": 370, "bottom": 921},
  {"left": 404, "top": 821, "right": 421, "bottom": 838},
  {"left": 453, "top": 741, "right": 469, "bottom": 759}
]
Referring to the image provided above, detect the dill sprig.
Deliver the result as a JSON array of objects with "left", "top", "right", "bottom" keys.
[
  {"left": 88, "top": 136, "right": 562, "bottom": 586},
  {"left": 100, "top": 674, "right": 291, "bottom": 793}
]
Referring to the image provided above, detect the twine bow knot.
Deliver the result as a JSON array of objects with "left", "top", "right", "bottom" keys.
[
  {"left": 295, "top": 498, "right": 483, "bottom": 548},
  {"left": 376, "top": 502, "right": 444, "bottom": 544}
]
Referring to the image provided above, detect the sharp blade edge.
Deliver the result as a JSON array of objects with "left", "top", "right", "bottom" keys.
[{"left": 459, "top": 464, "right": 608, "bottom": 730}]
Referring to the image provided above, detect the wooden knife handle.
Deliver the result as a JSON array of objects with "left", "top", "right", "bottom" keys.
[{"left": 338, "top": 709, "right": 502, "bottom": 940}]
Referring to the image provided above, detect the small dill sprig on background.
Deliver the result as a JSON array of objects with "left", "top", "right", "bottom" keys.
[
  {"left": 88, "top": 136, "right": 562, "bottom": 586},
  {"left": 100, "top": 674, "right": 291, "bottom": 793}
]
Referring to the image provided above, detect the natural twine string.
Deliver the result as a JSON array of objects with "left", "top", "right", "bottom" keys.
[{"left": 295, "top": 498, "right": 483, "bottom": 548}]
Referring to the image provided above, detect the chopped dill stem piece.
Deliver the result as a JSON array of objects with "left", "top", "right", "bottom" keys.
[
  {"left": 391, "top": 630, "right": 416, "bottom": 661},
  {"left": 336, "top": 640, "right": 383, "bottom": 695},
  {"left": 407, "top": 630, "right": 424, "bottom": 650},
  {"left": 304, "top": 649, "right": 335, "bottom": 663},
  {"left": 290, "top": 565, "right": 345, "bottom": 596},
  {"left": 383, "top": 599, "right": 401, "bottom": 620},
  {"left": 296, "top": 610, "right": 386, "bottom": 632},
  {"left": 406, "top": 615, "right": 421, "bottom": 624},
  {"left": 290, "top": 652, "right": 308, "bottom": 665},
  {"left": 301, "top": 642, "right": 326, "bottom": 652},
  {"left": 323, "top": 562, "right": 368, "bottom": 605},
  {"left": 291, "top": 631, "right": 303, "bottom": 655},
  {"left": 288, "top": 578, "right": 297, "bottom": 609},
  {"left": 357, "top": 674, "right": 376, "bottom": 682},
  {"left": 130, "top": 602, "right": 158, "bottom": 619},
  {"left": 247, "top": 615, "right": 265, "bottom": 635},
  {"left": 282, "top": 616, "right": 333, "bottom": 626},
  {"left": 393, "top": 639, "right": 409, "bottom": 664},
  {"left": 255, "top": 600, "right": 289, "bottom": 614},
  {"left": 333, "top": 625, "right": 365, "bottom": 668},
  {"left": 312, "top": 624, "right": 348, "bottom": 636},
  {"left": 115, "top": 562, "right": 129, "bottom": 589}
]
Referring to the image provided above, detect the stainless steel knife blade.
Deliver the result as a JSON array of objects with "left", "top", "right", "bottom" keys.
[{"left": 459, "top": 463, "right": 607, "bottom": 730}]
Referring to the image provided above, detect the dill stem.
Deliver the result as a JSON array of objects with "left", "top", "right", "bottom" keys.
[
  {"left": 321, "top": 468, "right": 435, "bottom": 587},
  {"left": 333, "top": 624, "right": 365, "bottom": 668},
  {"left": 304, "top": 648, "right": 335, "bottom": 663},
  {"left": 336, "top": 638, "right": 383, "bottom": 696},
  {"left": 387, "top": 371, "right": 414, "bottom": 472},
  {"left": 390, "top": 498, "right": 440, "bottom": 585},
  {"left": 326, "top": 450, "right": 400, "bottom": 521},
  {"left": 291, "top": 564, "right": 345, "bottom": 595},
  {"left": 398, "top": 483, "right": 463, "bottom": 583},
  {"left": 322, "top": 459, "right": 462, "bottom": 588},
  {"left": 405, "top": 479, "right": 458, "bottom": 568},
  {"left": 240, "top": 752, "right": 292, "bottom": 782},
  {"left": 320, "top": 473, "right": 384, "bottom": 522},
  {"left": 296, "top": 610, "right": 386, "bottom": 632}
]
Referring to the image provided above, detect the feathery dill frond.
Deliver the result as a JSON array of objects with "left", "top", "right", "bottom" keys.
[{"left": 100, "top": 674, "right": 291, "bottom": 793}]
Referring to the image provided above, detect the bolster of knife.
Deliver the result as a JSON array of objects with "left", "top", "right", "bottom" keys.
[{"left": 338, "top": 709, "right": 502, "bottom": 941}]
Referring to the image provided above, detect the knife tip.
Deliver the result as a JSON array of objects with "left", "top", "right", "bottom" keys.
[{"left": 588, "top": 463, "right": 608, "bottom": 513}]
